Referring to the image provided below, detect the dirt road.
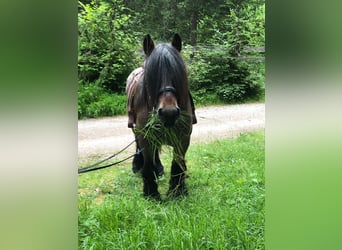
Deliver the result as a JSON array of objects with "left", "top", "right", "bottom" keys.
[{"left": 78, "top": 103, "right": 265, "bottom": 162}]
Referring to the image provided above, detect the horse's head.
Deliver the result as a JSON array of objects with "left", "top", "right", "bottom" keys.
[{"left": 143, "top": 34, "right": 187, "bottom": 127}]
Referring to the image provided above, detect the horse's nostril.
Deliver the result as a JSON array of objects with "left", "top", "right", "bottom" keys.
[
  {"left": 157, "top": 107, "right": 180, "bottom": 127},
  {"left": 158, "top": 108, "right": 164, "bottom": 116},
  {"left": 158, "top": 108, "right": 179, "bottom": 118}
]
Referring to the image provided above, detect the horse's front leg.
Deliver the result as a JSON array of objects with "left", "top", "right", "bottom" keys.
[
  {"left": 141, "top": 146, "right": 161, "bottom": 200},
  {"left": 168, "top": 143, "right": 189, "bottom": 197}
]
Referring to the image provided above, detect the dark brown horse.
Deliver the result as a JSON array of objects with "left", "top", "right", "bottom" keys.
[{"left": 131, "top": 34, "right": 193, "bottom": 199}]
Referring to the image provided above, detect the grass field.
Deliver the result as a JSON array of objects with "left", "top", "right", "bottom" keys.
[{"left": 78, "top": 131, "right": 264, "bottom": 249}]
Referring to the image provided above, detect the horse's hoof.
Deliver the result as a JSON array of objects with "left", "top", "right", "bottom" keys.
[
  {"left": 144, "top": 192, "right": 162, "bottom": 202},
  {"left": 167, "top": 186, "right": 188, "bottom": 198}
]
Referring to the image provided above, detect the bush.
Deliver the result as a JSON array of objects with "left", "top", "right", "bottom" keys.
[
  {"left": 78, "top": 82, "right": 126, "bottom": 119},
  {"left": 184, "top": 46, "right": 264, "bottom": 104},
  {"left": 184, "top": 2, "right": 265, "bottom": 104}
]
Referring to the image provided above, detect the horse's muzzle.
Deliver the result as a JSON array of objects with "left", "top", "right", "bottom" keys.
[{"left": 157, "top": 107, "right": 180, "bottom": 127}]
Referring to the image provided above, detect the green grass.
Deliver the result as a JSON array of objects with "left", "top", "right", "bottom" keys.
[{"left": 78, "top": 131, "right": 264, "bottom": 249}]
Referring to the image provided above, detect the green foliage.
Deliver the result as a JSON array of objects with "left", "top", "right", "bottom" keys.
[
  {"left": 78, "top": 82, "right": 126, "bottom": 119},
  {"left": 78, "top": 131, "right": 265, "bottom": 249},
  {"left": 183, "top": 2, "right": 265, "bottom": 104},
  {"left": 78, "top": 0, "right": 141, "bottom": 92},
  {"left": 184, "top": 46, "right": 264, "bottom": 103}
]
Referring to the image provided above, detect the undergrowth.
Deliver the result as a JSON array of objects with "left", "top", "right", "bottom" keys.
[{"left": 78, "top": 82, "right": 126, "bottom": 119}]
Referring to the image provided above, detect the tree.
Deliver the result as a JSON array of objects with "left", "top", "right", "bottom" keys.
[{"left": 78, "top": 0, "right": 140, "bottom": 92}]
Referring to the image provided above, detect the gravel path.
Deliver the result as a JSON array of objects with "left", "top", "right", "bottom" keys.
[{"left": 78, "top": 103, "right": 265, "bottom": 163}]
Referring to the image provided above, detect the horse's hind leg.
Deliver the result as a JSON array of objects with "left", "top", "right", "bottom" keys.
[
  {"left": 132, "top": 135, "right": 143, "bottom": 174},
  {"left": 132, "top": 150, "right": 143, "bottom": 174}
]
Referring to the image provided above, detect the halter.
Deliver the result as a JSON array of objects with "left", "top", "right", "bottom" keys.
[{"left": 158, "top": 86, "right": 177, "bottom": 97}]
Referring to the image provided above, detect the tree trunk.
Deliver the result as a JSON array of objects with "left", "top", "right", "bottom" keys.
[
  {"left": 170, "top": 0, "right": 178, "bottom": 30},
  {"left": 190, "top": 8, "right": 198, "bottom": 46}
]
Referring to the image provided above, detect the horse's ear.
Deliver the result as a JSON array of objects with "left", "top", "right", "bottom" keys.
[
  {"left": 172, "top": 33, "right": 182, "bottom": 52},
  {"left": 143, "top": 34, "right": 155, "bottom": 56}
]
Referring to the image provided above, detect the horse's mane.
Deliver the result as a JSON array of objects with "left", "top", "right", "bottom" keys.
[{"left": 143, "top": 44, "right": 188, "bottom": 107}]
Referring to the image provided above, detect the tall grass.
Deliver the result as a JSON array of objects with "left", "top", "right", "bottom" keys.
[{"left": 78, "top": 131, "right": 264, "bottom": 249}]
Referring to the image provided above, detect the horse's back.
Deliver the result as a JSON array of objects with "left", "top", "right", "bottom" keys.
[
  {"left": 126, "top": 67, "right": 144, "bottom": 114},
  {"left": 126, "top": 67, "right": 143, "bottom": 97}
]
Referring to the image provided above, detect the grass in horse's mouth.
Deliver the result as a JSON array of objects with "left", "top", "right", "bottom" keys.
[{"left": 133, "top": 111, "right": 190, "bottom": 156}]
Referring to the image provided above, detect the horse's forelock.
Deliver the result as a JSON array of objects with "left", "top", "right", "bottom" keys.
[{"left": 144, "top": 44, "right": 188, "bottom": 106}]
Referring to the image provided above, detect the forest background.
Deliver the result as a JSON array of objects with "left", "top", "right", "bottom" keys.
[{"left": 78, "top": 0, "right": 265, "bottom": 119}]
